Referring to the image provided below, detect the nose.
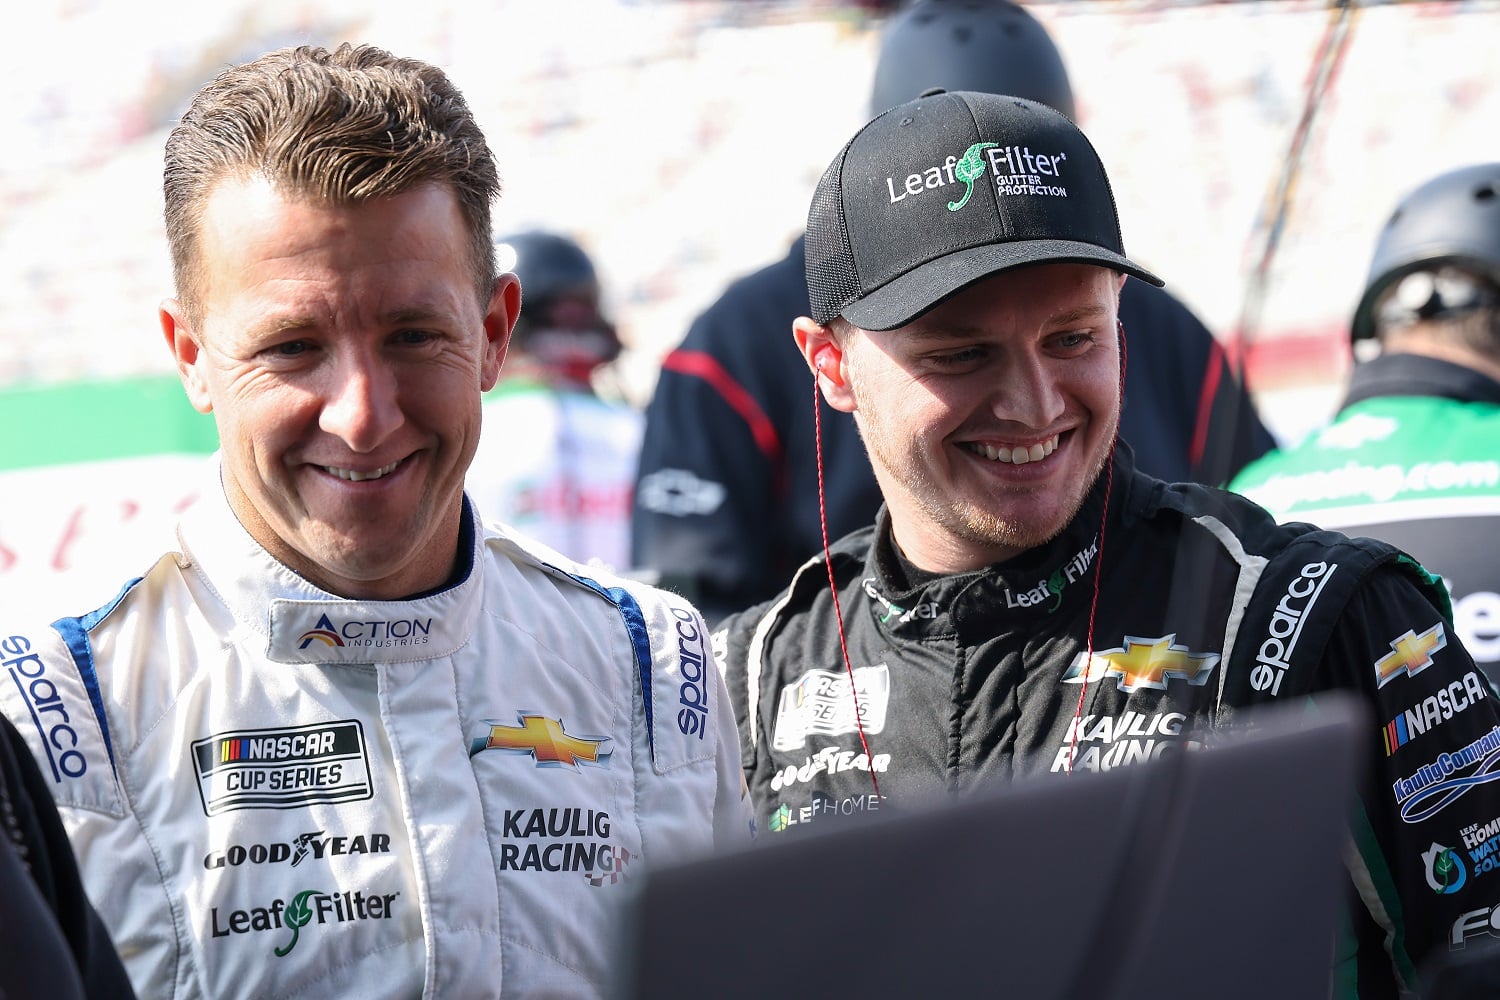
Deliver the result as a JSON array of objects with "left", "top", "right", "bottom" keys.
[
  {"left": 319, "top": 353, "right": 403, "bottom": 452},
  {"left": 992, "top": 355, "right": 1065, "bottom": 428}
]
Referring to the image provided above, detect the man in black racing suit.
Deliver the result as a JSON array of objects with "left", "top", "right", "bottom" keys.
[
  {"left": 631, "top": 0, "right": 1272, "bottom": 626},
  {"left": 716, "top": 89, "right": 1500, "bottom": 998}
]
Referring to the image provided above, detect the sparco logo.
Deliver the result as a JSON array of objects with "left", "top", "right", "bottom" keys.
[
  {"left": 191, "top": 720, "right": 373, "bottom": 816},
  {"left": 203, "top": 831, "right": 392, "bottom": 870},
  {"left": 211, "top": 887, "right": 399, "bottom": 957},
  {"left": 671, "top": 607, "right": 711, "bottom": 740},
  {"left": 772, "top": 665, "right": 891, "bottom": 752},
  {"left": 2, "top": 633, "right": 88, "bottom": 782},
  {"left": 1250, "top": 561, "right": 1336, "bottom": 697}
]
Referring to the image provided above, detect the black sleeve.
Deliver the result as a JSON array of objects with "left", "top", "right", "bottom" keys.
[
  {"left": 1323, "top": 563, "right": 1500, "bottom": 993},
  {"left": 0, "top": 715, "right": 135, "bottom": 999},
  {"left": 711, "top": 609, "right": 760, "bottom": 784},
  {"left": 1191, "top": 341, "right": 1277, "bottom": 488},
  {"left": 632, "top": 355, "right": 783, "bottom": 626},
  {"left": 1116, "top": 279, "right": 1275, "bottom": 486}
]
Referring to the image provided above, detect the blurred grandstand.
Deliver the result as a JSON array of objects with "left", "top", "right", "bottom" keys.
[{"left": 2, "top": 0, "right": 1499, "bottom": 611}]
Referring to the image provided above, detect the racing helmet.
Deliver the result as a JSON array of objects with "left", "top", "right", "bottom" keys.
[
  {"left": 1352, "top": 163, "right": 1500, "bottom": 343},
  {"left": 868, "top": 0, "right": 1076, "bottom": 119},
  {"left": 495, "top": 229, "right": 620, "bottom": 379}
]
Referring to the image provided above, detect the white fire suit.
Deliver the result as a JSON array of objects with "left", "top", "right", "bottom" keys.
[{"left": 0, "top": 471, "right": 751, "bottom": 999}]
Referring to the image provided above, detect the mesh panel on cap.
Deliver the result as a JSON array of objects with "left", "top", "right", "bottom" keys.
[{"left": 805, "top": 141, "right": 863, "bottom": 325}]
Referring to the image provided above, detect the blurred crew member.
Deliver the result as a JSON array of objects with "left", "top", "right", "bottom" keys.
[
  {"left": 1234, "top": 164, "right": 1500, "bottom": 688},
  {"left": 467, "top": 230, "right": 640, "bottom": 571}
]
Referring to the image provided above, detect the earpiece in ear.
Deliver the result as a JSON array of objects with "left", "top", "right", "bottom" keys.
[{"left": 814, "top": 346, "right": 845, "bottom": 387}]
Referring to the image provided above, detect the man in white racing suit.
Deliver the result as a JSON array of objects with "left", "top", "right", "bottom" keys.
[{"left": 0, "top": 43, "right": 750, "bottom": 999}]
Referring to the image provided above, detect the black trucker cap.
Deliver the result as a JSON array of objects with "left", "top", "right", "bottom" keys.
[{"left": 805, "top": 90, "right": 1162, "bottom": 331}]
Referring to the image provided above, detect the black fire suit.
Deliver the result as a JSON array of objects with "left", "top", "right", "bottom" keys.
[
  {"left": 633, "top": 237, "right": 1273, "bottom": 624},
  {"left": 717, "top": 445, "right": 1500, "bottom": 998}
]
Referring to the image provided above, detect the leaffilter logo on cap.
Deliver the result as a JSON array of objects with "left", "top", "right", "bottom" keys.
[
  {"left": 947, "top": 143, "right": 998, "bottom": 211},
  {"left": 887, "top": 143, "right": 1072, "bottom": 211}
]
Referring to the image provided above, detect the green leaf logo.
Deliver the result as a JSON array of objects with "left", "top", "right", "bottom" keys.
[
  {"left": 275, "top": 890, "right": 320, "bottom": 957},
  {"left": 769, "top": 803, "right": 791, "bottom": 834},
  {"left": 947, "top": 142, "right": 999, "bottom": 211},
  {"left": 1047, "top": 569, "right": 1067, "bottom": 613}
]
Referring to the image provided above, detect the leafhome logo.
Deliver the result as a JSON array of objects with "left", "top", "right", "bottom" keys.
[
  {"left": 886, "top": 143, "right": 1070, "bottom": 209},
  {"left": 1425, "top": 842, "right": 1468, "bottom": 894},
  {"left": 768, "top": 791, "right": 882, "bottom": 833},
  {"left": 210, "top": 887, "right": 399, "bottom": 958},
  {"left": 296, "top": 613, "right": 432, "bottom": 650},
  {"left": 1461, "top": 815, "right": 1500, "bottom": 883},
  {"left": 1374, "top": 623, "right": 1448, "bottom": 688},
  {"left": 1382, "top": 671, "right": 1491, "bottom": 756},
  {"left": 192, "top": 721, "right": 373, "bottom": 816},
  {"left": 468, "top": 715, "right": 612, "bottom": 769},
  {"left": 1062, "top": 635, "right": 1219, "bottom": 694}
]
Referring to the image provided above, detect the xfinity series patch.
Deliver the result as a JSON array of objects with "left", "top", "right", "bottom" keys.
[
  {"left": 192, "top": 720, "right": 373, "bottom": 816},
  {"left": 773, "top": 664, "right": 890, "bottom": 752}
]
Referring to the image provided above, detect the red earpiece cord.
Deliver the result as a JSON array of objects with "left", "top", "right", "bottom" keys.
[
  {"left": 813, "top": 371, "right": 882, "bottom": 801},
  {"left": 1063, "top": 320, "right": 1126, "bottom": 773}
]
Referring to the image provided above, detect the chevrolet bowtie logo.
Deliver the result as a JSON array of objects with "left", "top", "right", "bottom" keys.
[
  {"left": 1374, "top": 623, "right": 1447, "bottom": 688},
  {"left": 469, "top": 715, "right": 612, "bottom": 768},
  {"left": 1063, "top": 634, "right": 1219, "bottom": 693}
]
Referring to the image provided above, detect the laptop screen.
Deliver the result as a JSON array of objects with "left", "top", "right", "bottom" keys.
[{"left": 615, "top": 696, "right": 1367, "bottom": 1000}]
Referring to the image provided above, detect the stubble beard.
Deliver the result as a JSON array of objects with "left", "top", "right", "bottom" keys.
[{"left": 857, "top": 391, "right": 1118, "bottom": 560}]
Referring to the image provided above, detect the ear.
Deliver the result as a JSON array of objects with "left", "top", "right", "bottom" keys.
[
  {"left": 793, "top": 316, "right": 856, "bottom": 413},
  {"left": 480, "top": 272, "right": 522, "bottom": 391},
  {"left": 160, "top": 299, "right": 214, "bottom": 414}
]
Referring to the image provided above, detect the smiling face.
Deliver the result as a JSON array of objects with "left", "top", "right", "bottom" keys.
[
  {"left": 803, "top": 263, "right": 1124, "bottom": 574},
  {"left": 161, "top": 177, "right": 519, "bottom": 599}
]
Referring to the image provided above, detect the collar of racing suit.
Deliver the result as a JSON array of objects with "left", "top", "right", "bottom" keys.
[
  {"left": 853, "top": 441, "right": 1143, "bottom": 644},
  {"left": 1341, "top": 351, "right": 1500, "bottom": 410},
  {"left": 178, "top": 461, "right": 487, "bottom": 666}
]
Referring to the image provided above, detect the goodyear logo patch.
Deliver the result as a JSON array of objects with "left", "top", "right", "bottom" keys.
[{"left": 192, "top": 721, "right": 373, "bottom": 816}]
